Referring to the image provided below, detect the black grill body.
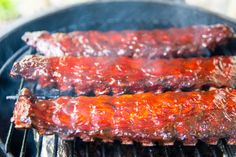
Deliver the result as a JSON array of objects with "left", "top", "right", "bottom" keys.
[{"left": 1, "top": 1, "right": 236, "bottom": 157}]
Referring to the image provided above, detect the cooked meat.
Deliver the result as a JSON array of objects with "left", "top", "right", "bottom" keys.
[
  {"left": 10, "top": 55, "right": 236, "bottom": 95},
  {"left": 22, "top": 24, "right": 233, "bottom": 58},
  {"left": 12, "top": 88, "right": 236, "bottom": 145}
]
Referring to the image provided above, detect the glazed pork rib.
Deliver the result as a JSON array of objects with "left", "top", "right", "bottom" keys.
[
  {"left": 11, "top": 55, "right": 236, "bottom": 95},
  {"left": 22, "top": 24, "right": 233, "bottom": 58},
  {"left": 12, "top": 88, "right": 236, "bottom": 145}
]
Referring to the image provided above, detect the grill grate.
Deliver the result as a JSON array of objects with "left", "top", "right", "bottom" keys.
[
  {"left": 36, "top": 136, "right": 43, "bottom": 157},
  {"left": 1, "top": 32, "right": 236, "bottom": 157}
]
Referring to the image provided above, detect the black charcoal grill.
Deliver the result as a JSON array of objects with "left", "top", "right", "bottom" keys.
[{"left": 1, "top": 1, "right": 236, "bottom": 157}]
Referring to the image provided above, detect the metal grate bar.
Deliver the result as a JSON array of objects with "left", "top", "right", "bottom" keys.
[
  {"left": 218, "top": 139, "right": 232, "bottom": 157},
  {"left": 19, "top": 129, "right": 29, "bottom": 157},
  {"left": 194, "top": 147, "right": 201, "bottom": 157},
  {"left": 36, "top": 136, "right": 43, "bottom": 157},
  {"left": 117, "top": 144, "right": 121, "bottom": 157},
  {"left": 85, "top": 143, "right": 89, "bottom": 157},
  {"left": 114, "top": 142, "right": 121, "bottom": 157},
  {"left": 0, "top": 139, "right": 13, "bottom": 157},
  {"left": 132, "top": 144, "right": 138, "bottom": 157},
  {"left": 0, "top": 147, "right": 6, "bottom": 157},
  {"left": 6, "top": 95, "right": 61, "bottom": 100},
  {"left": 101, "top": 143, "right": 106, "bottom": 157},
  {"left": 5, "top": 78, "right": 25, "bottom": 153},
  {"left": 4, "top": 123, "right": 14, "bottom": 153},
  {"left": 209, "top": 146, "right": 218, "bottom": 157},
  {"left": 222, "top": 140, "right": 233, "bottom": 157},
  {"left": 17, "top": 79, "right": 25, "bottom": 98},
  {"left": 70, "top": 140, "right": 75, "bottom": 157},
  {"left": 64, "top": 140, "right": 75, "bottom": 157},
  {"left": 148, "top": 148, "right": 154, "bottom": 157},
  {"left": 178, "top": 145, "right": 185, "bottom": 157},
  {"left": 53, "top": 135, "right": 59, "bottom": 157},
  {"left": 164, "top": 147, "right": 169, "bottom": 157}
]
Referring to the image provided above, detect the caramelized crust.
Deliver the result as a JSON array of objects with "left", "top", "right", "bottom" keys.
[
  {"left": 22, "top": 24, "right": 233, "bottom": 58},
  {"left": 11, "top": 55, "right": 236, "bottom": 95},
  {"left": 12, "top": 88, "right": 236, "bottom": 145}
]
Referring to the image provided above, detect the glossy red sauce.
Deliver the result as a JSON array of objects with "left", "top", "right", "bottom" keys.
[
  {"left": 12, "top": 88, "right": 236, "bottom": 145},
  {"left": 22, "top": 24, "right": 233, "bottom": 58},
  {"left": 11, "top": 55, "right": 236, "bottom": 95}
]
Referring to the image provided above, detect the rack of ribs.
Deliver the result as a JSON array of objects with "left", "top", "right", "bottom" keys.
[
  {"left": 10, "top": 55, "right": 236, "bottom": 95},
  {"left": 12, "top": 88, "right": 236, "bottom": 146},
  {"left": 22, "top": 24, "right": 233, "bottom": 58}
]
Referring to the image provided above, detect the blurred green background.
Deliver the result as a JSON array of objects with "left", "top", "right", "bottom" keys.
[{"left": 0, "top": 0, "right": 18, "bottom": 20}]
